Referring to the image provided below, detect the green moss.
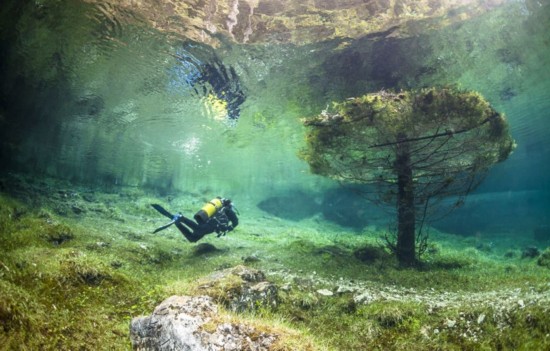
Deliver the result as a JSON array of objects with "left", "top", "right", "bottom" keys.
[
  {"left": 41, "top": 223, "right": 75, "bottom": 246},
  {"left": 193, "top": 271, "right": 245, "bottom": 305},
  {"left": 286, "top": 239, "right": 318, "bottom": 254},
  {"left": 353, "top": 244, "right": 391, "bottom": 263},
  {"left": 427, "top": 251, "right": 476, "bottom": 270},
  {"left": 536, "top": 248, "right": 550, "bottom": 269},
  {"left": 357, "top": 301, "right": 420, "bottom": 329},
  {"left": 1, "top": 176, "right": 550, "bottom": 350},
  {"left": 57, "top": 250, "right": 120, "bottom": 286},
  {"left": 0, "top": 280, "right": 44, "bottom": 336},
  {"left": 0, "top": 193, "right": 168, "bottom": 349}
]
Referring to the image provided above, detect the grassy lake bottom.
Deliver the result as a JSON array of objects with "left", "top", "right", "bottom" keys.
[{"left": 1, "top": 174, "right": 549, "bottom": 350}]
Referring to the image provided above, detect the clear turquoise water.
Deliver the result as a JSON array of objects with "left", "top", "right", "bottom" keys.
[
  {"left": 1, "top": 0, "right": 549, "bottom": 236},
  {"left": 1, "top": 2, "right": 550, "bottom": 349}
]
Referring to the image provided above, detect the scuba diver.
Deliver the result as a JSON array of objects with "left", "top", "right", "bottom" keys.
[{"left": 151, "top": 197, "right": 239, "bottom": 243}]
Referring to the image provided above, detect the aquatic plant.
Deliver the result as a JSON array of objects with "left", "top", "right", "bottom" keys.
[
  {"left": 301, "top": 87, "right": 515, "bottom": 266},
  {"left": 2, "top": 175, "right": 550, "bottom": 350}
]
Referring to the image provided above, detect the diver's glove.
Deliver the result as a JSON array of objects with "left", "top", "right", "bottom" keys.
[{"left": 216, "top": 225, "right": 233, "bottom": 238}]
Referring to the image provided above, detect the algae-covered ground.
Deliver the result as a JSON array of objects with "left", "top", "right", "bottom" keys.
[{"left": 1, "top": 173, "right": 549, "bottom": 350}]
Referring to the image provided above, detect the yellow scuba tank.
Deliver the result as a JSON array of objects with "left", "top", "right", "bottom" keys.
[{"left": 194, "top": 197, "right": 223, "bottom": 224}]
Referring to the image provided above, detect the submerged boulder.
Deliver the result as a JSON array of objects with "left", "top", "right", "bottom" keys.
[
  {"left": 521, "top": 246, "right": 540, "bottom": 259},
  {"left": 129, "top": 295, "right": 278, "bottom": 351}
]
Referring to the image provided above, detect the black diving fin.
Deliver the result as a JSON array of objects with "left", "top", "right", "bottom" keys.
[
  {"left": 151, "top": 204, "right": 183, "bottom": 233},
  {"left": 152, "top": 204, "right": 174, "bottom": 219}
]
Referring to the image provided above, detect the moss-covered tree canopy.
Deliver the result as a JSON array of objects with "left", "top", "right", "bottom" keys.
[
  {"left": 301, "top": 87, "right": 515, "bottom": 195},
  {"left": 302, "top": 87, "right": 516, "bottom": 266}
]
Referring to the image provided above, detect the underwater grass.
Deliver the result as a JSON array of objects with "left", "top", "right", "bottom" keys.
[
  {"left": 1, "top": 177, "right": 550, "bottom": 350},
  {"left": 0, "top": 195, "right": 163, "bottom": 350},
  {"left": 261, "top": 282, "right": 550, "bottom": 350}
]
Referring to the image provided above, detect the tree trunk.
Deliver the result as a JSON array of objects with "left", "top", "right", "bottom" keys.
[{"left": 395, "top": 135, "right": 416, "bottom": 267}]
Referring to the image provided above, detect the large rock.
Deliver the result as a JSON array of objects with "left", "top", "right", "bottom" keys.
[{"left": 130, "top": 295, "right": 278, "bottom": 351}]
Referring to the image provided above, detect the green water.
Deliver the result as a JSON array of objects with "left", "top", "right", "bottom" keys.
[{"left": 1, "top": 0, "right": 550, "bottom": 350}]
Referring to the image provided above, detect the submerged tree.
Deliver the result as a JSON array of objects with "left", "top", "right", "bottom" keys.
[{"left": 301, "top": 88, "right": 515, "bottom": 267}]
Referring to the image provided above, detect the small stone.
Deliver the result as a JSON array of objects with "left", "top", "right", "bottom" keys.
[
  {"left": 477, "top": 313, "right": 485, "bottom": 324},
  {"left": 317, "top": 289, "right": 333, "bottom": 297},
  {"left": 518, "top": 299, "right": 525, "bottom": 308},
  {"left": 353, "top": 291, "right": 374, "bottom": 304},
  {"left": 242, "top": 255, "right": 260, "bottom": 263},
  {"left": 446, "top": 319, "right": 456, "bottom": 328},
  {"left": 219, "top": 323, "right": 232, "bottom": 333},
  {"left": 251, "top": 281, "right": 272, "bottom": 293},
  {"left": 281, "top": 283, "right": 292, "bottom": 292},
  {"left": 336, "top": 285, "right": 355, "bottom": 294}
]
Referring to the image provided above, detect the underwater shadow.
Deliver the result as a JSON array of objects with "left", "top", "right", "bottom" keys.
[
  {"left": 256, "top": 186, "right": 374, "bottom": 230},
  {"left": 256, "top": 191, "right": 319, "bottom": 221}
]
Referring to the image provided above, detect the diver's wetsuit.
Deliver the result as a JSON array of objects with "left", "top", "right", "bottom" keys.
[{"left": 175, "top": 205, "right": 239, "bottom": 242}]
